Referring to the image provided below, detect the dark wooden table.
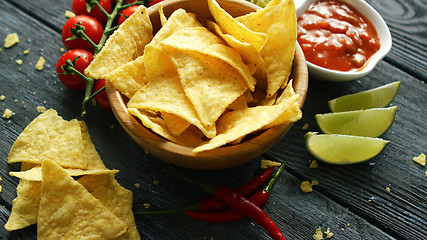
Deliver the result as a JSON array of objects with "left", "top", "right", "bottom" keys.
[{"left": 0, "top": 0, "right": 426, "bottom": 239}]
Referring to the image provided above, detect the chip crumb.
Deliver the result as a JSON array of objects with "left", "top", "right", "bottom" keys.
[
  {"left": 413, "top": 153, "right": 426, "bottom": 166},
  {"left": 311, "top": 180, "right": 319, "bottom": 186},
  {"left": 347, "top": 223, "right": 350, "bottom": 227},
  {"left": 23, "top": 49, "right": 30, "bottom": 54},
  {"left": 302, "top": 123, "right": 309, "bottom": 130},
  {"left": 4, "top": 33, "right": 19, "bottom": 48},
  {"left": 109, "top": 124, "right": 114, "bottom": 128},
  {"left": 2, "top": 109, "right": 13, "bottom": 119},
  {"left": 324, "top": 228, "right": 333, "bottom": 239},
  {"left": 16, "top": 59, "right": 23, "bottom": 65},
  {"left": 60, "top": 47, "right": 66, "bottom": 52},
  {"left": 134, "top": 183, "right": 141, "bottom": 189},
  {"left": 386, "top": 187, "right": 391, "bottom": 192},
  {"left": 425, "top": 171, "right": 427, "bottom": 176},
  {"left": 35, "top": 56, "right": 46, "bottom": 71},
  {"left": 310, "top": 160, "right": 318, "bottom": 169},
  {"left": 65, "top": 10, "right": 76, "bottom": 18},
  {"left": 341, "top": 228, "right": 345, "bottom": 231},
  {"left": 36, "top": 106, "right": 46, "bottom": 113},
  {"left": 313, "top": 227, "right": 323, "bottom": 240},
  {"left": 153, "top": 180, "right": 159, "bottom": 185},
  {"left": 368, "top": 199, "right": 372, "bottom": 202},
  {"left": 300, "top": 181, "right": 313, "bottom": 193},
  {"left": 0, "top": 95, "right": 5, "bottom": 101},
  {"left": 143, "top": 203, "right": 151, "bottom": 209},
  {"left": 261, "top": 160, "right": 281, "bottom": 169}
]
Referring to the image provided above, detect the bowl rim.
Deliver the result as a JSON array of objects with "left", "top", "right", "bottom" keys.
[
  {"left": 295, "top": 0, "right": 392, "bottom": 82},
  {"left": 106, "top": 0, "right": 309, "bottom": 169}
]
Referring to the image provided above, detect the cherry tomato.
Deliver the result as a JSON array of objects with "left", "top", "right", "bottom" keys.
[
  {"left": 56, "top": 49, "right": 93, "bottom": 90},
  {"left": 118, "top": 5, "right": 140, "bottom": 25},
  {"left": 149, "top": 0, "right": 164, "bottom": 6},
  {"left": 93, "top": 79, "right": 112, "bottom": 111},
  {"left": 72, "top": 0, "right": 112, "bottom": 24},
  {"left": 62, "top": 15, "right": 103, "bottom": 53}
]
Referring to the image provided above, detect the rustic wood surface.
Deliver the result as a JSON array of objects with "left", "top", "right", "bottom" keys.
[{"left": 0, "top": 0, "right": 426, "bottom": 239}]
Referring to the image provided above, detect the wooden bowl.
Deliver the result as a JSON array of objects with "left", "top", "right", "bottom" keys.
[{"left": 106, "top": 0, "right": 309, "bottom": 170}]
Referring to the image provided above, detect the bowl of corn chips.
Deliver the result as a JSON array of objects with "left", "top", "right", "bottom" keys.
[{"left": 86, "top": 0, "right": 308, "bottom": 169}]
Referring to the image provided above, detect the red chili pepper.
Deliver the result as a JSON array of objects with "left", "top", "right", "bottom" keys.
[
  {"left": 186, "top": 164, "right": 284, "bottom": 222},
  {"left": 214, "top": 187, "right": 286, "bottom": 240},
  {"left": 134, "top": 167, "right": 275, "bottom": 216},
  {"left": 198, "top": 167, "right": 275, "bottom": 211}
]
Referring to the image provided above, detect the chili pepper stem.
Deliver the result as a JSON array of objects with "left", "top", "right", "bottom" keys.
[{"left": 265, "top": 164, "right": 285, "bottom": 194}]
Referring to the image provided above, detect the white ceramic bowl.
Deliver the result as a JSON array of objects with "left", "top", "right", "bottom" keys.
[{"left": 294, "top": 0, "right": 392, "bottom": 82}]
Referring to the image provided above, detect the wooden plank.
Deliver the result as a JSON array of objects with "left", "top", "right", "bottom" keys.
[
  {"left": 267, "top": 60, "right": 427, "bottom": 239},
  {"left": 0, "top": 0, "right": 424, "bottom": 239},
  {"left": 366, "top": 0, "right": 427, "bottom": 80}
]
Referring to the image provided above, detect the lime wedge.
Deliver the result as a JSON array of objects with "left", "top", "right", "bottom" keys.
[
  {"left": 328, "top": 81, "right": 400, "bottom": 112},
  {"left": 315, "top": 106, "right": 397, "bottom": 137},
  {"left": 305, "top": 132, "right": 389, "bottom": 164}
]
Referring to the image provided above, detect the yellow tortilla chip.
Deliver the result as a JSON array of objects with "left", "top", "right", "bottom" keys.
[
  {"left": 193, "top": 94, "right": 300, "bottom": 152},
  {"left": 237, "top": 0, "right": 297, "bottom": 97},
  {"left": 8, "top": 109, "right": 87, "bottom": 169},
  {"left": 128, "top": 45, "right": 216, "bottom": 138},
  {"left": 207, "top": 0, "right": 267, "bottom": 52},
  {"left": 227, "top": 94, "right": 248, "bottom": 111},
  {"left": 160, "top": 27, "right": 256, "bottom": 91},
  {"left": 128, "top": 108, "right": 203, "bottom": 147},
  {"left": 4, "top": 180, "right": 41, "bottom": 231},
  {"left": 78, "top": 174, "right": 140, "bottom": 240},
  {"left": 159, "top": 4, "right": 168, "bottom": 26},
  {"left": 108, "top": 55, "right": 148, "bottom": 98},
  {"left": 85, "top": 6, "right": 153, "bottom": 79},
  {"left": 37, "top": 160, "right": 127, "bottom": 240},
  {"left": 207, "top": 20, "right": 265, "bottom": 77},
  {"left": 9, "top": 121, "right": 117, "bottom": 181},
  {"left": 161, "top": 112, "right": 191, "bottom": 136},
  {"left": 9, "top": 168, "right": 119, "bottom": 182},
  {"left": 149, "top": 8, "right": 202, "bottom": 46},
  {"left": 165, "top": 48, "right": 249, "bottom": 128}
]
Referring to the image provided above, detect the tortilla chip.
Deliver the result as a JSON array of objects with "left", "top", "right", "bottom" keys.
[
  {"left": 159, "top": 4, "right": 168, "bottom": 26},
  {"left": 227, "top": 94, "right": 248, "bottom": 111},
  {"left": 160, "top": 27, "right": 256, "bottom": 91},
  {"left": 128, "top": 45, "right": 216, "bottom": 138},
  {"left": 8, "top": 109, "right": 87, "bottom": 169},
  {"left": 108, "top": 55, "right": 148, "bottom": 98},
  {"left": 4, "top": 180, "right": 41, "bottom": 231},
  {"left": 207, "top": 0, "right": 267, "bottom": 52},
  {"left": 149, "top": 8, "right": 202, "bottom": 46},
  {"left": 161, "top": 112, "right": 191, "bottom": 136},
  {"left": 193, "top": 94, "right": 300, "bottom": 152},
  {"left": 128, "top": 108, "right": 203, "bottom": 147},
  {"left": 207, "top": 20, "right": 265, "bottom": 77},
  {"left": 165, "top": 48, "right": 248, "bottom": 128},
  {"left": 85, "top": 6, "right": 153, "bottom": 79},
  {"left": 78, "top": 174, "right": 140, "bottom": 240},
  {"left": 37, "top": 160, "right": 127, "bottom": 240},
  {"left": 237, "top": 0, "right": 297, "bottom": 97}
]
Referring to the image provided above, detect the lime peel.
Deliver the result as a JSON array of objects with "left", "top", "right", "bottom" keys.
[
  {"left": 315, "top": 106, "right": 397, "bottom": 137},
  {"left": 328, "top": 81, "right": 400, "bottom": 112},
  {"left": 305, "top": 132, "right": 389, "bottom": 165}
]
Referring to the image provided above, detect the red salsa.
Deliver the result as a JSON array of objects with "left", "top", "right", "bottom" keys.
[{"left": 297, "top": 0, "right": 381, "bottom": 71}]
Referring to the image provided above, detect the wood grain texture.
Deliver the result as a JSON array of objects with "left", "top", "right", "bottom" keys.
[
  {"left": 268, "top": 61, "right": 427, "bottom": 239},
  {"left": 0, "top": 0, "right": 426, "bottom": 239},
  {"left": 366, "top": 0, "right": 427, "bottom": 80}
]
